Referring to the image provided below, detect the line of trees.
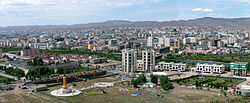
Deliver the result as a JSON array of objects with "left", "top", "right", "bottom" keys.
[
  {"left": 0, "top": 65, "right": 97, "bottom": 81},
  {"left": 0, "top": 78, "right": 14, "bottom": 84},
  {"left": 0, "top": 47, "right": 23, "bottom": 53},
  {"left": 26, "top": 67, "right": 54, "bottom": 80},
  {"left": 131, "top": 75, "right": 174, "bottom": 91},
  {"left": 0, "top": 66, "right": 25, "bottom": 79},
  {"left": 177, "top": 77, "right": 233, "bottom": 90},
  {"left": 26, "top": 66, "right": 96, "bottom": 80}
]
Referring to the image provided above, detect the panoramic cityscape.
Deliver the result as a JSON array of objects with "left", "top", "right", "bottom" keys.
[{"left": 0, "top": 0, "right": 249, "bottom": 103}]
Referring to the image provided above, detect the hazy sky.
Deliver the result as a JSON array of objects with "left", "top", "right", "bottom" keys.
[{"left": 0, "top": 0, "right": 249, "bottom": 26}]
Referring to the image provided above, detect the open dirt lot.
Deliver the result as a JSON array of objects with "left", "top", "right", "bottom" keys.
[{"left": 0, "top": 76, "right": 240, "bottom": 103}]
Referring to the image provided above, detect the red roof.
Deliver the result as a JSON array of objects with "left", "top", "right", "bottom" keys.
[{"left": 231, "top": 87, "right": 236, "bottom": 90}]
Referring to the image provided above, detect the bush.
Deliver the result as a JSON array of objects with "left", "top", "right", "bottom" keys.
[
  {"left": 151, "top": 75, "right": 158, "bottom": 84},
  {"left": 160, "top": 76, "right": 174, "bottom": 91},
  {"left": 26, "top": 67, "right": 54, "bottom": 79}
]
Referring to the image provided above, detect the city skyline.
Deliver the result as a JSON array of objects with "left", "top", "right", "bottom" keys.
[{"left": 0, "top": 0, "right": 250, "bottom": 26}]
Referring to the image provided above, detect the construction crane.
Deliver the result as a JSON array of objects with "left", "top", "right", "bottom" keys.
[
  {"left": 56, "top": 72, "right": 60, "bottom": 83},
  {"left": 66, "top": 70, "right": 97, "bottom": 77},
  {"left": 56, "top": 70, "right": 98, "bottom": 83},
  {"left": 93, "top": 70, "right": 96, "bottom": 77}
]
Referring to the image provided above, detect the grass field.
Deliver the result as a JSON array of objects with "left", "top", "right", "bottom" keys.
[{"left": 176, "top": 76, "right": 241, "bottom": 89}]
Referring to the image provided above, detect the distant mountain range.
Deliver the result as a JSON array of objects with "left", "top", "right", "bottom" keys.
[{"left": 1, "top": 17, "right": 250, "bottom": 31}]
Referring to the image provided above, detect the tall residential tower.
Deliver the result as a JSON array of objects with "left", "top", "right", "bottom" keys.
[
  {"left": 122, "top": 49, "right": 137, "bottom": 74},
  {"left": 142, "top": 49, "right": 155, "bottom": 71}
]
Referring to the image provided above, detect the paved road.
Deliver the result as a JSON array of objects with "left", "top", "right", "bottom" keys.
[
  {"left": 0, "top": 72, "right": 17, "bottom": 80},
  {"left": 237, "top": 77, "right": 250, "bottom": 90}
]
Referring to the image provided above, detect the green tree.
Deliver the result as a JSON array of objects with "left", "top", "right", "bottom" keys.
[
  {"left": 224, "top": 91, "right": 227, "bottom": 97},
  {"left": 137, "top": 75, "right": 146, "bottom": 84},
  {"left": 225, "top": 67, "right": 230, "bottom": 71},
  {"left": 131, "top": 79, "right": 139, "bottom": 88},
  {"left": 160, "top": 76, "right": 174, "bottom": 91},
  {"left": 150, "top": 75, "right": 158, "bottom": 84}
]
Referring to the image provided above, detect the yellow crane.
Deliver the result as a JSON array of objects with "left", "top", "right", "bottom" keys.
[
  {"left": 56, "top": 72, "right": 60, "bottom": 83},
  {"left": 56, "top": 70, "right": 97, "bottom": 83}
]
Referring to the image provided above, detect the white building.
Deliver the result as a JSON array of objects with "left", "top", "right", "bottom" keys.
[
  {"left": 156, "top": 62, "right": 186, "bottom": 72},
  {"left": 65, "top": 39, "right": 71, "bottom": 45},
  {"left": 187, "top": 37, "right": 198, "bottom": 43},
  {"left": 182, "top": 38, "right": 187, "bottom": 45},
  {"left": 108, "top": 39, "right": 117, "bottom": 46},
  {"left": 158, "top": 37, "right": 164, "bottom": 47},
  {"left": 217, "top": 40, "right": 223, "bottom": 47},
  {"left": 193, "top": 63, "right": 225, "bottom": 74},
  {"left": 158, "top": 37, "right": 170, "bottom": 47},
  {"left": 142, "top": 49, "right": 155, "bottom": 71},
  {"left": 164, "top": 37, "right": 171, "bottom": 47},
  {"left": 245, "top": 33, "right": 249, "bottom": 38},
  {"left": 56, "top": 41, "right": 64, "bottom": 48},
  {"left": 122, "top": 49, "right": 137, "bottom": 74},
  {"left": 147, "top": 36, "right": 153, "bottom": 47}
]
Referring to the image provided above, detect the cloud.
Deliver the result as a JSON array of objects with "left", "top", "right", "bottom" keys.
[
  {"left": 232, "top": 0, "right": 250, "bottom": 4},
  {"left": 149, "top": 0, "right": 163, "bottom": 3},
  {"left": 192, "top": 8, "right": 213, "bottom": 12},
  {"left": 0, "top": 0, "right": 62, "bottom": 11},
  {"left": 0, "top": 0, "right": 168, "bottom": 26},
  {"left": 103, "top": 2, "right": 133, "bottom": 8},
  {"left": 0, "top": 0, "right": 164, "bottom": 11}
]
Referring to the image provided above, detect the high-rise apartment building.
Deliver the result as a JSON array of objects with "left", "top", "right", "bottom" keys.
[
  {"left": 142, "top": 49, "right": 155, "bottom": 71},
  {"left": 122, "top": 49, "right": 137, "bottom": 73}
]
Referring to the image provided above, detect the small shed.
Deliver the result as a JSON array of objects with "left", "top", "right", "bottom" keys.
[{"left": 143, "top": 82, "right": 156, "bottom": 88}]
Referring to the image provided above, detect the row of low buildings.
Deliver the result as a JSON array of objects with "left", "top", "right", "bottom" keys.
[
  {"left": 156, "top": 62, "right": 225, "bottom": 74},
  {"left": 156, "top": 62, "right": 186, "bottom": 72},
  {"left": 18, "top": 49, "right": 108, "bottom": 65},
  {"left": 191, "top": 63, "right": 225, "bottom": 74},
  {"left": 122, "top": 50, "right": 248, "bottom": 76}
]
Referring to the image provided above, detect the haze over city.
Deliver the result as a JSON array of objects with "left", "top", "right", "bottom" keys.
[{"left": 1, "top": 0, "right": 250, "bottom": 26}]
